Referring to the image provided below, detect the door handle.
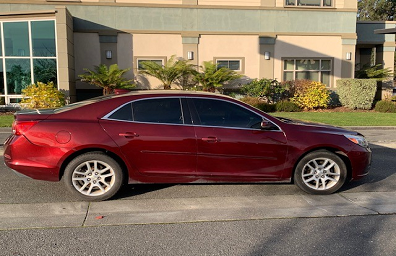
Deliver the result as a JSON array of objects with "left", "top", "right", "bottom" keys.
[
  {"left": 119, "top": 132, "right": 139, "bottom": 138},
  {"left": 201, "top": 137, "right": 220, "bottom": 143}
]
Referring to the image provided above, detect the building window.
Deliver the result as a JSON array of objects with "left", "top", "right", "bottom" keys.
[
  {"left": 217, "top": 60, "right": 241, "bottom": 71},
  {"left": 283, "top": 59, "right": 332, "bottom": 86},
  {"left": 285, "top": 0, "right": 332, "bottom": 7},
  {"left": 136, "top": 58, "right": 165, "bottom": 71},
  {"left": 214, "top": 57, "right": 244, "bottom": 73},
  {"left": 0, "top": 20, "right": 57, "bottom": 104}
]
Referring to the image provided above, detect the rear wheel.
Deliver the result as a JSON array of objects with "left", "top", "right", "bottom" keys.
[
  {"left": 64, "top": 152, "right": 124, "bottom": 201},
  {"left": 294, "top": 150, "right": 347, "bottom": 195}
]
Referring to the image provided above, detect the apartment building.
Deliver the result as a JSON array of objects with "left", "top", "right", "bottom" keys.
[{"left": 0, "top": 0, "right": 394, "bottom": 103}]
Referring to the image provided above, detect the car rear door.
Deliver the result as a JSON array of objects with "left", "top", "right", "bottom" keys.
[
  {"left": 190, "top": 98, "right": 288, "bottom": 180},
  {"left": 100, "top": 97, "right": 197, "bottom": 176}
]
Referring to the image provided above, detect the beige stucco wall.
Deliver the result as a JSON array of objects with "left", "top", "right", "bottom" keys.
[
  {"left": 116, "top": 0, "right": 182, "bottom": 4},
  {"left": 274, "top": 35, "right": 343, "bottom": 87},
  {"left": 74, "top": 33, "right": 101, "bottom": 90},
  {"left": 80, "top": 0, "right": 356, "bottom": 7},
  {"left": 198, "top": 0, "right": 260, "bottom": 6},
  {"left": 117, "top": 33, "right": 134, "bottom": 80},
  {"left": 336, "top": 0, "right": 357, "bottom": 9},
  {"left": 133, "top": 34, "right": 183, "bottom": 89},
  {"left": 199, "top": 35, "right": 260, "bottom": 80}
]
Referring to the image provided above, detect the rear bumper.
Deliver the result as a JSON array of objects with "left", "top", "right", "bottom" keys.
[{"left": 3, "top": 135, "right": 62, "bottom": 181}]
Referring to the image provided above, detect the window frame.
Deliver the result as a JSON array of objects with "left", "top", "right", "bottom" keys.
[
  {"left": 284, "top": 0, "right": 333, "bottom": 8},
  {"left": 282, "top": 58, "right": 333, "bottom": 87},
  {"left": 213, "top": 57, "right": 245, "bottom": 74},
  {"left": 135, "top": 56, "right": 167, "bottom": 71},
  {"left": 0, "top": 19, "right": 58, "bottom": 105}
]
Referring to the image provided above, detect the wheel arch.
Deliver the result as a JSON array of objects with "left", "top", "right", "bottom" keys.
[
  {"left": 59, "top": 148, "right": 129, "bottom": 183},
  {"left": 291, "top": 147, "right": 352, "bottom": 183}
]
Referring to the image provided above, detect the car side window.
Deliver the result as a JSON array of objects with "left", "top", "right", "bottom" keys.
[
  {"left": 132, "top": 98, "right": 183, "bottom": 124},
  {"left": 108, "top": 103, "right": 133, "bottom": 121},
  {"left": 192, "top": 98, "right": 263, "bottom": 129}
]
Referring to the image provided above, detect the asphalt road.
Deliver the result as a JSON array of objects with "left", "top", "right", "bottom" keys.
[{"left": 1, "top": 215, "right": 396, "bottom": 256}]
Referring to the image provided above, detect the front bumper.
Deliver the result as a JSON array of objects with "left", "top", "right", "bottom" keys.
[{"left": 348, "top": 145, "right": 371, "bottom": 180}]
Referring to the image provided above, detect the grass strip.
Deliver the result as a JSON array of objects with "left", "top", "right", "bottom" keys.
[{"left": 272, "top": 112, "right": 396, "bottom": 126}]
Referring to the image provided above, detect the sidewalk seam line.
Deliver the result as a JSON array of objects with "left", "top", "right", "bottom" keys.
[
  {"left": 82, "top": 202, "right": 91, "bottom": 227},
  {"left": 339, "top": 193, "right": 380, "bottom": 215}
]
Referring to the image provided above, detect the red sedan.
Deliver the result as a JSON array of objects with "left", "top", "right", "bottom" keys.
[{"left": 4, "top": 91, "right": 371, "bottom": 201}]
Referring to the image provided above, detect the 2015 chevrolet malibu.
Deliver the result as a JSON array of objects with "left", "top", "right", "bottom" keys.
[{"left": 3, "top": 91, "right": 371, "bottom": 201}]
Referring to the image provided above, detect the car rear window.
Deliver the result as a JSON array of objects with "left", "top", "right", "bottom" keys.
[
  {"left": 106, "top": 98, "right": 184, "bottom": 124},
  {"left": 54, "top": 95, "right": 113, "bottom": 113}
]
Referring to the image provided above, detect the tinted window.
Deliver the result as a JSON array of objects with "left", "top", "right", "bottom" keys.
[
  {"left": 193, "top": 98, "right": 262, "bottom": 129},
  {"left": 108, "top": 103, "right": 133, "bottom": 121},
  {"left": 132, "top": 98, "right": 183, "bottom": 124}
]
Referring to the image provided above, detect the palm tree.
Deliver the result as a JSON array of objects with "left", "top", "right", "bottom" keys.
[
  {"left": 79, "top": 64, "right": 135, "bottom": 95},
  {"left": 194, "top": 61, "right": 242, "bottom": 92},
  {"left": 139, "top": 55, "right": 197, "bottom": 90}
]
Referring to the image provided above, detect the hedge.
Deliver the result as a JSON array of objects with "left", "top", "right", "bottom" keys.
[{"left": 336, "top": 79, "right": 377, "bottom": 110}]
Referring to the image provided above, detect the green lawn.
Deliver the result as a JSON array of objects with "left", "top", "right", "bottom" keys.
[
  {"left": 0, "top": 114, "right": 13, "bottom": 127},
  {"left": 0, "top": 111, "right": 395, "bottom": 127},
  {"left": 272, "top": 112, "right": 396, "bottom": 126}
]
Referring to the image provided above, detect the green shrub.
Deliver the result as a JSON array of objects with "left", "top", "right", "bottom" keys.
[
  {"left": 275, "top": 101, "right": 301, "bottom": 112},
  {"left": 291, "top": 80, "right": 330, "bottom": 110},
  {"left": 328, "top": 90, "right": 341, "bottom": 107},
  {"left": 240, "top": 97, "right": 276, "bottom": 112},
  {"left": 355, "top": 64, "right": 393, "bottom": 80},
  {"left": 241, "top": 78, "right": 291, "bottom": 103},
  {"left": 374, "top": 100, "right": 396, "bottom": 113},
  {"left": 336, "top": 79, "right": 377, "bottom": 110},
  {"left": 21, "top": 82, "right": 65, "bottom": 109}
]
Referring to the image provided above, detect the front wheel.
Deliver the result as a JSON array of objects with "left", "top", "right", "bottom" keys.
[
  {"left": 64, "top": 152, "right": 124, "bottom": 201},
  {"left": 294, "top": 150, "right": 347, "bottom": 195}
]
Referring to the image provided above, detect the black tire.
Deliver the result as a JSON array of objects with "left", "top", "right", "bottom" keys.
[
  {"left": 294, "top": 150, "right": 347, "bottom": 195},
  {"left": 64, "top": 152, "right": 124, "bottom": 201}
]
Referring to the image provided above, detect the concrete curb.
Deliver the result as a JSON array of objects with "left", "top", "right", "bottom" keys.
[{"left": 0, "top": 192, "right": 395, "bottom": 230}]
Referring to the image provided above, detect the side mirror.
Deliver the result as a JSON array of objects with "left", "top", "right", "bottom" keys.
[{"left": 261, "top": 120, "right": 278, "bottom": 131}]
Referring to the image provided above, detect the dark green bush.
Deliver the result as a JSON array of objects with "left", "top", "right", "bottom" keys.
[
  {"left": 241, "top": 78, "right": 291, "bottom": 103},
  {"left": 275, "top": 101, "right": 301, "bottom": 112},
  {"left": 336, "top": 79, "right": 377, "bottom": 110},
  {"left": 374, "top": 100, "right": 396, "bottom": 113},
  {"left": 328, "top": 90, "right": 341, "bottom": 107},
  {"left": 240, "top": 97, "right": 276, "bottom": 112}
]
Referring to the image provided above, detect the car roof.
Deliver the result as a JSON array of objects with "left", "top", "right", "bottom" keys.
[{"left": 115, "top": 90, "right": 231, "bottom": 98}]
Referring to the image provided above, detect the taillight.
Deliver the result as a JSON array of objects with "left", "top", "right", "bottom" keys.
[{"left": 12, "top": 121, "right": 39, "bottom": 136}]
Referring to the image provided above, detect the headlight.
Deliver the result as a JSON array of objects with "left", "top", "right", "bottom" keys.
[{"left": 344, "top": 134, "right": 369, "bottom": 148}]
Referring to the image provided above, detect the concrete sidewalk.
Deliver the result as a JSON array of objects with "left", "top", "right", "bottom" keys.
[{"left": 1, "top": 192, "right": 395, "bottom": 230}]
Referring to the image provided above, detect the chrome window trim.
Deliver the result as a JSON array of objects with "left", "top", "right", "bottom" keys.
[{"left": 102, "top": 96, "right": 283, "bottom": 132}]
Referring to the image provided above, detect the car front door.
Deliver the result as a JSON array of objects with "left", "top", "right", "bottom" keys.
[
  {"left": 100, "top": 97, "right": 196, "bottom": 176},
  {"left": 190, "top": 98, "right": 288, "bottom": 180}
]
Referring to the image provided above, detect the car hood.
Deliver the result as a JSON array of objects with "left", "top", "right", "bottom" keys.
[{"left": 275, "top": 116, "right": 360, "bottom": 136}]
